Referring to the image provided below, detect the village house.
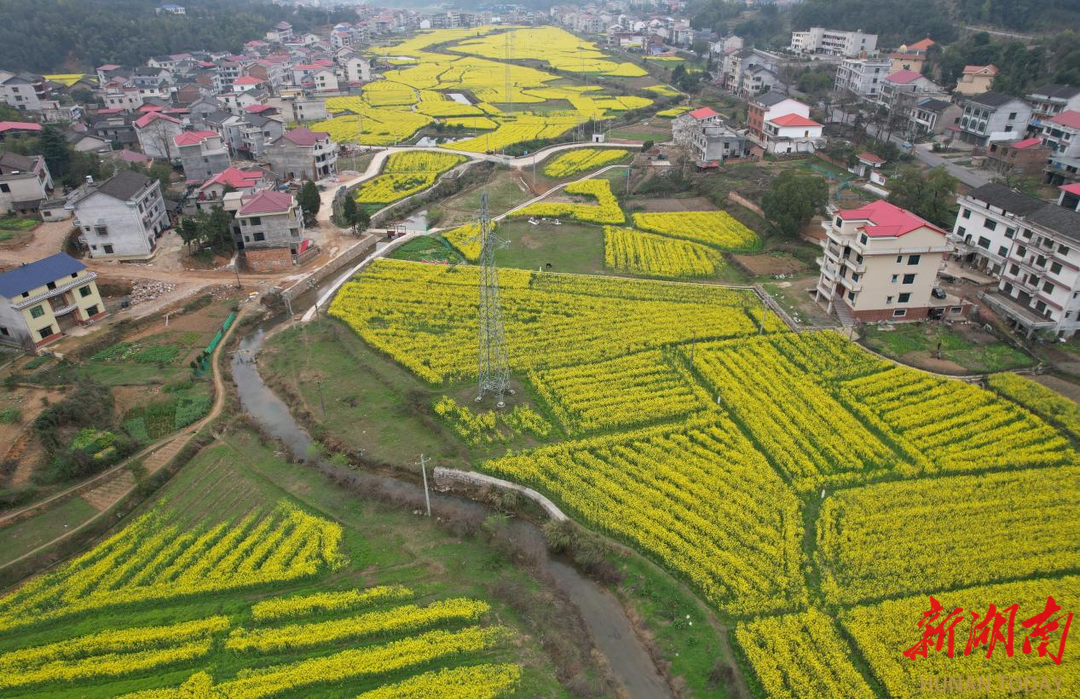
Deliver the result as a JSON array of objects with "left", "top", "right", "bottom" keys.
[
  {"left": 133, "top": 111, "right": 183, "bottom": 161},
  {"left": 956, "top": 92, "right": 1034, "bottom": 147},
  {"left": 952, "top": 183, "right": 1080, "bottom": 338},
  {"left": 954, "top": 64, "right": 999, "bottom": 96},
  {"left": 267, "top": 126, "right": 338, "bottom": 181},
  {"left": 0, "top": 152, "right": 52, "bottom": 215},
  {"left": 790, "top": 27, "right": 877, "bottom": 57},
  {"left": 66, "top": 170, "right": 169, "bottom": 260},
  {"left": 876, "top": 70, "right": 945, "bottom": 111},
  {"left": 0, "top": 253, "right": 106, "bottom": 349},
  {"left": 672, "top": 107, "right": 723, "bottom": 146},
  {"left": 1042, "top": 110, "right": 1080, "bottom": 187},
  {"left": 194, "top": 166, "right": 271, "bottom": 212},
  {"left": 174, "top": 130, "right": 231, "bottom": 182},
  {"left": 834, "top": 56, "right": 892, "bottom": 99},
  {"left": 1026, "top": 84, "right": 1080, "bottom": 130},
  {"left": 907, "top": 97, "right": 962, "bottom": 136},
  {"left": 0, "top": 72, "right": 50, "bottom": 112},
  {"left": 816, "top": 200, "right": 955, "bottom": 323},
  {"left": 986, "top": 137, "right": 1049, "bottom": 177},
  {"left": 233, "top": 190, "right": 312, "bottom": 271}
]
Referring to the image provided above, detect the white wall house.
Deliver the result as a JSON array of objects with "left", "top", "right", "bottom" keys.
[
  {"left": 133, "top": 111, "right": 183, "bottom": 161},
  {"left": 834, "top": 57, "right": 891, "bottom": 98},
  {"left": 791, "top": 28, "right": 877, "bottom": 57},
  {"left": 67, "top": 170, "right": 170, "bottom": 260},
  {"left": 0, "top": 152, "right": 52, "bottom": 215}
]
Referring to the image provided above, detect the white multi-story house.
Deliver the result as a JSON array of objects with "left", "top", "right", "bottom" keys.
[
  {"left": 0, "top": 72, "right": 49, "bottom": 112},
  {"left": 761, "top": 113, "right": 825, "bottom": 154},
  {"left": 815, "top": 200, "right": 954, "bottom": 323},
  {"left": 344, "top": 57, "right": 371, "bottom": 85},
  {"left": 952, "top": 183, "right": 1080, "bottom": 338},
  {"left": 1042, "top": 110, "right": 1080, "bottom": 187},
  {"left": 0, "top": 152, "right": 52, "bottom": 215},
  {"left": 790, "top": 27, "right": 877, "bottom": 57},
  {"left": 1027, "top": 84, "right": 1080, "bottom": 131},
  {"left": 833, "top": 56, "right": 891, "bottom": 98},
  {"left": 267, "top": 126, "right": 338, "bottom": 181},
  {"left": 877, "top": 70, "right": 945, "bottom": 111},
  {"left": 233, "top": 190, "right": 311, "bottom": 271},
  {"left": 0, "top": 253, "right": 106, "bottom": 348},
  {"left": 957, "top": 92, "right": 1034, "bottom": 147},
  {"left": 175, "top": 130, "right": 231, "bottom": 182},
  {"left": 266, "top": 21, "right": 294, "bottom": 43},
  {"left": 672, "top": 107, "right": 722, "bottom": 147},
  {"left": 67, "top": 170, "right": 170, "bottom": 260},
  {"left": 311, "top": 69, "right": 340, "bottom": 94}
]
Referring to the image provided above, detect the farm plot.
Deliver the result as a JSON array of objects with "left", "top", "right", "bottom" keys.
[
  {"left": 816, "top": 466, "right": 1080, "bottom": 606},
  {"left": 484, "top": 416, "right": 807, "bottom": 616},
  {"left": 0, "top": 431, "right": 558, "bottom": 698},
  {"left": 842, "top": 576, "right": 1080, "bottom": 699},
  {"left": 328, "top": 259, "right": 772, "bottom": 384},
  {"left": 603, "top": 226, "right": 721, "bottom": 278},
  {"left": 511, "top": 178, "right": 624, "bottom": 224},
  {"left": 352, "top": 151, "right": 467, "bottom": 208},
  {"left": 543, "top": 148, "right": 630, "bottom": 178},
  {"left": 632, "top": 211, "right": 762, "bottom": 251}
]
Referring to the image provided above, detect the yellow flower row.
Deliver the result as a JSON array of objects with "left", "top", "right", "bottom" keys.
[
  {"left": 986, "top": 372, "right": 1080, "bottom": 439},
  {"left": 816, "top": 465, "right": 1080, "bottom": 606},
  {"left": 528, "top": 348, "right": 707, "bottom": 435},
  {"left": 501, "top": 404, "right": 553, "bottom": 439},
  {"left": 483, "top": 416, "right": 807, "bottom": 615},
  {"left": 735, "top": 608, "right": 874, "bottom": 699},
  {"left": 227, "top": 598, "right": 490, "bottom": 653},
  {"left": 355, "top": 663, "right": 521, "bottom": 699},
  {"left": 442, "top": 222, "right": 481, "bottom": 261},
  {"left": 0, "top": 641, "right": 214, "bottom": 690},
  {"left": 543, "top": 148, "right": 630, "bottom": 178},
  {"left": 251, "top": 586, "right": 413, "bottom": 622},
  {"left": 434, "top": 396, "right": 500, "bottom": 445},
  {"left": 603, "top": 226, "right": 720, "bottom": 278},
  {"left": 632, "top": 210, "right": 761, "bottom": 251},
  {"left": 0, "top": 616, "right": 228, "bottom": 673}
]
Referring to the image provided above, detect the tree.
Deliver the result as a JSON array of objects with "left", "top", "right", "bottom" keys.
[
  {"left": 39, "top": 124, "right": 70, "bottom": 182},
  {"left": 761, "top": 171, "right": 828, "bottom": 238},
  {"left": 887, "top": 166, "right": 958, "bottom": 228},
  {"left": 198, "top": 205, "right": 234, "bottom": 254},
  {"left": 178, "top": 215, "right": 202, "bottom": 250},
  {"left": 148, "top": 162, "right": 173, "bottom": 195},
  {"left": 298, "top": 181, "right": 321, "bottom": 223}
]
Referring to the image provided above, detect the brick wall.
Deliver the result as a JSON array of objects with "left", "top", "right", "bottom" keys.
[
  {"left": 244, "top": 246, "right": 292, "bottom": 272},
  {"left": 852, "top": 306, "right": 932, "bottom": 322}
]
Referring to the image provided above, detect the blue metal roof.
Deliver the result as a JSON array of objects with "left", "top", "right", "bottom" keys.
[{"left": 0, "top": 253, "right": 86, "bottom": 299}]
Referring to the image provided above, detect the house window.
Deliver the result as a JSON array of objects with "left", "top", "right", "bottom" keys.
[
  {"left": 250, "top": 216, "right": 261, "bottom": 225},
  {"left": 103, "top": 244, "right": 114, "bottom": 254},
  {"left": 0, "top": 184, "right": 9, "bottom": 193},
  {"left": 253, "top": 232, "right": 266, "bottom": 242},
  {"left": 1017, "top": 245, "right": 1027, "bottom": 257},
  {"left": 38, "top": 326, "right": 54, "bottom": 340},
  {"left": 893, "top": 309, "right": 907, "bottom": 317},
  {"left": 998, "top": 246, "right": 1009, "bottom": 257},
  {"left": 908, "top": 254, "right": 921, "bottom": 265},
  {"left": 961, "top": 209, "right": 971, "bottom": 219},
  {"left": 1008, "top": 112, "right": 1017, "bottom": 120},
  {"left": 79, "top": 286, "right": 92, "bottom": 297},
  {"left": 898, "top": 292, "right": 911, "bottom": 303},
  {"left": 891, "top": 274, "right": 898, "bottom": 283},
  {"left": 46, "top": 282, "right": 56, "bottom": 291},
  {"left": 902, "top": 273, "right": 916, "bottom": 284},
  {"left": 95, "top": 225, "right": 108, "bottom": 236},
  {"left": 984, "top": 220, "right": 997, "bottom": 231},
  {"left": 29, "top": 305, "right": 45, "bottom": 319},
  {"left": 896, "top": 255, "right": 902, "bottom": 263},
  {"left": 1060, "top": 245, "right": 1071, "bottom": 256},
  {"left": 1051, "top": 262, "right": 1063, "bottom": 275},
  {"left": 70, "top": 272, "right": 77, "bottom": 279},
  {"left": 886, "top": 295, "right": 894, "bottom": 304},
  {"left": 84, "top": 304, "right": 99, "bottom": 317},
  {"left": 1044, "top": 281, "right": 1055, "bottom": 294},
  {"left": 1022, "top": 229, "right": 1032, "bottom": 239},
  {"left": 859, "top": 233, "right": 868, "bottom": 245},
  {"left": 0, "top": 327, "right": 8, "bottom": 336},
  {"left": 847, "top": 291, "right": 855, "bottom": 302},
  {"left": 1005, "top": 228, "right": 1015, "bottom": 239}
]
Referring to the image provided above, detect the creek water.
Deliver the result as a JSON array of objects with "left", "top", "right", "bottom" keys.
[{"left": 232, "top": 323, "right": 673, "bottom": 699}]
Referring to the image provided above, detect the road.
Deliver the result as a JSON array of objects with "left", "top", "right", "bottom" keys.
[{"left": 826, "top": 106, "right": 991, "bottom": 188}]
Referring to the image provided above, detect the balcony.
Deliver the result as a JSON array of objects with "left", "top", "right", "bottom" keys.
[
  {"left": 13, "top": 273, "right": 98, "bottom": 311},
  {"left": 842, "top": 257, "right": 866, "bottom": 274}
]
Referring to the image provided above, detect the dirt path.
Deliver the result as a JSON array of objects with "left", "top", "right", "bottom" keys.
[{"left": 0, "top": 298, "right": 252, "bottom": 570}]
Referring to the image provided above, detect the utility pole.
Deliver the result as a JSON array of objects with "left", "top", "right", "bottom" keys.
[
  {"left": 474, "top": 190, "right": 512, "bottom": 407},
  {"left": 419, "top": 453, "right": 432, "bottom": 517}
]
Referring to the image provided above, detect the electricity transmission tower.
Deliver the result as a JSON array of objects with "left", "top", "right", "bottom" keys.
[{"left": 475, "top": 191, "right": 512, "bottom": 407}]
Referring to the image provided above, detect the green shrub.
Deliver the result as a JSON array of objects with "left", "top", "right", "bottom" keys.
[{"left": 0, "top": 408, "right": 20, "bottom": 424}]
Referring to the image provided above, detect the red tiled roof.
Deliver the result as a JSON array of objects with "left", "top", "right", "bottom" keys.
[
  {"left": 768, "top": 113, "right": 822, "bottom": 128},
  {"left": 108, "top": 149, "right": 150, "bottom": 164},
  {"left": 1049, "top": 110, "right": 1080, "bottom": 130},
  {"left": 245, "top": 104, "right": 275, "bottom": 113},
  {"left": 1060, "top": 183, "right": 1080, "bottom": 196},
  {"left": 886, "top": 69, "right": 923, "bottom": 84},
  {"left": 857, "top": 151, "right": 885, "bottom": 164},
  {"left": 138, "top": 103, "right": 165, "bottom": 113},
  {"left": 95, "top": 108, "right": 123, "bottom": 115},
  {"left": 963, "top": 64, "right": 998, "bottom": 75},
  {"left": 687, "top": 106, "right": 718, "bottom": 120},
  {"left": 1009, "top": 137, "right": 1043, "bottom": 150},
  {"left": 133, "top": 111, "right": 181, "bottom": 128},
  {"left": 97, "top": 64, "right": 121, "bottom": 71},
  {"left": 238, "top": 189, "right": 294, "bottom": 216},
  {"left": 174, "top": 130, "right": 219, "bottom": 146},
  {"left": 234, "top": 76, "right": 262, "bottom": 85},
  {"left": 0, "top": 121, "right": 42, "bottom": 133},
  {"left": 281, "top": 126, "right": 329, "bottom": 146},
  {"left": 838, "top": 200, "right": 945, "bottom": 238},
  {"left": 908, "top": 38, "right": 935, "bottom": 51},
  {"left": 199, "top": 167, "right": 264, "bottom": 191}
]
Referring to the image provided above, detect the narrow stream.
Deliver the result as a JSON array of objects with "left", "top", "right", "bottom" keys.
[{"left": 232, "top": 324, "right": 673, "bottom": 699}]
